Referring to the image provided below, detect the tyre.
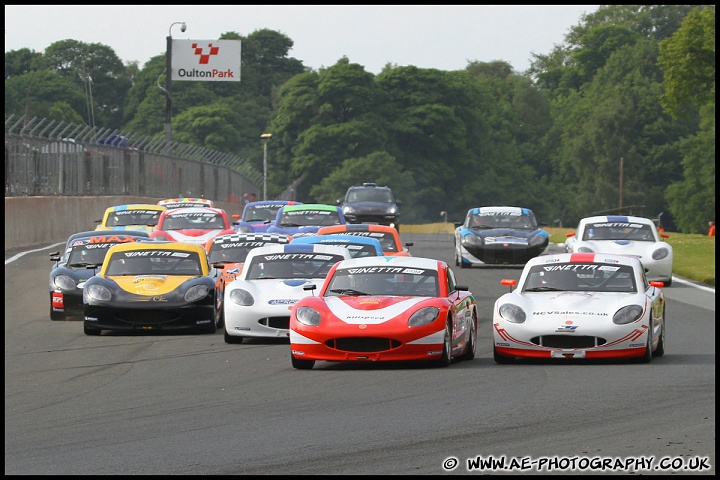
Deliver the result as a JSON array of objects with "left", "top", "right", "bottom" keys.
[
  {"left": 493, "top": 346, "right": 514, "bottom": 364},
  {"left": 431, "top": 320, "right": 452, "bottom": 367},
  {"left": 291, "top": 354, "right": 315, "bottom": 369},
  {"left": 653, "top": 311, "right": 666, "bottom": 357},
  {"left": 638, "top": 328, "right": 653, "bottom": 363},
  {"left": 215, "top": 307, "right": 224, "bottom": 330},
  {"left": 663, "top": 277, "right": 672, "bottom": 287},
  {"left": 224, "top": 328, "right": 244, "bottom": 344},
  {"left": 83, "top": 323, "right": 101, "bottom": 336},
  {"left": 460, "top": 316, "right": 477, "bottom": 361}
]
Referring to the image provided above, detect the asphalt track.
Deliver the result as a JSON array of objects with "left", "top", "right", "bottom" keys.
[{"left": 5, "top": 234, "right": 715, "bottom": 475}]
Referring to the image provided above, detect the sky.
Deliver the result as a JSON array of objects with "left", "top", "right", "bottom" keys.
[{"left": 5, "top": 5, "right": 600, "bottom": 74}]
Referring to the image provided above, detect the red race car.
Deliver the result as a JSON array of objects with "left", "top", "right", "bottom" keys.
[
  {"left": 150, "top": 206, "right": 235, "bottom": 245},
  {"left": 289, "top": 255, "right": 477, "bottom": 369}
]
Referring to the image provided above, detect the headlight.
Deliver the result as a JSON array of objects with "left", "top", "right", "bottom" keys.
[
  {"left": 498, "top": 303, "right": 526, "bottom": 323},
  {"left": 652, "top": 247, "right": 670, "bottom": 260},
  {"left": 342, "top": 206, "right": 355, "bottom": 215},
  {"left": 229, "top": 288, "right": 254, "bottom": 306},
  {"left": 387, "top": 207, "right": 398, "bottom": 215},
  {"left": 461, "top": 235, "right": 483, "bottom": 246},
  {"left": 295, "top": 306, "right": 322, "bottom": 326},
  {"left": 53, "top": 274, "right": 76, "bottom": 291},
  {"left": 184, "top": 285, "right": 209, "bottom": 302},
  {"left": 408, "top": 307, "right": 440, "bottom": 327},
  {"left": 578, "top": 246, "right": 595, "bottom": 253},
  {"left": 613, "top": 305, "right": 644, "bottom": 325},
  {"left": 85, "top": 284, "right": 111, "bottom": 302},
  {"left": 236, "top": 225, "right": 253, "bottom": 234}
]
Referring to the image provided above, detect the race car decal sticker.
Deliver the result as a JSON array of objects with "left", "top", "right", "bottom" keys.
[{"left": 325, "top": 296, "right": 426, "bottom": 324}]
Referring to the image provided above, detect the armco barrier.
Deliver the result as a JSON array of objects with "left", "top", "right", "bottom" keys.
[{"left": 4, "top": 196, "right": 245, "bottom": 250}]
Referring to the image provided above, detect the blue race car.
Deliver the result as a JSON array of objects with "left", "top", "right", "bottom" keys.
[
  {"left": 290, "top": 233, "right": 384, "bottom": 258},
  {"left": 234, "top": 200, "right": 303, "bottom": 233},
  {"left": 453, "top": 206, "right": 548, "bottom": 267},
  {"left": 266, "top": 203, "right": 346, "bottom": 238}
]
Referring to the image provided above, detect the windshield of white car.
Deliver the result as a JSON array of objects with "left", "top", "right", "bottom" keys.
[
  {"left": 245, "top": 254, "right": 346, "bottom": 280},
  {"left": 522, "top": 263, "right": 637, "bottom": 293},
  {"left": 582, "top": 223, "right": 655, "bottom": 241}
]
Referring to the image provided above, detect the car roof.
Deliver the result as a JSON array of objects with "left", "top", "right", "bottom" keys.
[
  {"left": 290, "top": 234, "right": 384, "bottom": 254},
  {"left": 318, "top": 224, "right": 399, "bottom": 234},
  {"left": 105, "top": 241, "right": 207, "bottom": 255},
  {"left": 104, "top": 204, "right": 166, "bottom": 212},
  {"left": 525, "top": 252, "right": 641, "bottom": 268},
  {"left": 243, "top": 242, "right": 352, "bottom": 261},
  {"left": 279, "top": 203, "right": 340, "bottom": 212},
  {"left": 469, "top": 206, "right": 531, "bottom": 215},
  {"left": 245, "top": 200, "right": 302, "bottom": 207},
  {"left": 579, "top": 215, "right": 654, "bottom": 225},
  {"left": 334, "top": 255, "right": 440, "bottom": 271},
  {"left": 67, "top": 229, "right": 151, "bottom": 243},
  {"left": 162, "top": 206, "right": 225, "bottom": 215},
  {"left": 208, "top": 232, "right": 292, "bottom": 246}
]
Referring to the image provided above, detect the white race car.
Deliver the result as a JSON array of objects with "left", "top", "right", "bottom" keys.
[
  {"left": 493, "top": 252, "right": 666, "bottom": 363},
  {"left": 564, "top": 215, "right": 673, "bottom": 286},
  {"left": 222, "top": 243, "right": 352, "bottom": 344}
]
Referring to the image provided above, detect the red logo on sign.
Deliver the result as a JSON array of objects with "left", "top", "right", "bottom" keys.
[{"left": 192, "top": 43, "right": 220, "bottom": 64}]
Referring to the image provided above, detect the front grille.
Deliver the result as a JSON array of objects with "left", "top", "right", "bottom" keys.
[
  {"left": 259, "top": 316, "right": 290, "bottom": 329},
  {"left": 531, "top": 335, "right": 607, "bottom": 348},
  {"left": 325, "top": 337, "right": 402, "bottom": 352},
  {"left": 114, "top": 310, "right": 179, "bottom": 324}
]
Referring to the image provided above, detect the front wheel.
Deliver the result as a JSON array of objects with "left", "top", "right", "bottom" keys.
[
  {"left": 291, "top": 354, "right": 315, "bottom": 370},
  {"left": 83, "top": 323, "right": 101, "bottom": 336},
  {"left": 459, "top": 316, "right": 477, "bottom": 361},
  {"left": 653, "top": 311, "right": 666, "bottom": 357},
  {"left": 493, "top": 346, "right": 514, "bottom": 364},
  {"left": 224, "top": 329, "right": 244, "bottom": 344},
  {"left": 431, "top": 320, "right": 452, "bottom": 367}
]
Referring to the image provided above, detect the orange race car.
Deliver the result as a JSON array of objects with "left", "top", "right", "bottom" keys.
[{"left": 316, "top": 224, "right": 412, "bottom": 256}]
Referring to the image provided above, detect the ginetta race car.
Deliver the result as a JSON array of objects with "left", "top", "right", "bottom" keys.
[
  {"left": 49, "top": 230, "right": 150, "bottom": 320},
  {"left": 492, "top": 252, "right": 666, "bottom": 363},
  {"left": 289, "top": 256, "right": 477, "bottom": 369},
  {"left": 265, "top": 203, "right": 346, "bottom": 238},
  {"left": 82, "top": 241, "right": 217, "bottom": 335},
  {"left": 454, "top": 206, "right": 548, "bottom": 267},
  {"left": 205, "top": 232, "right": 293, "bottom": 326},
  {"left": 289, "top": 233, "right": 384, "bottom": 258},
  {"left": 150, "top": 206, "right": 236, "bottom": 245},
  {"left": 157, "top": 197, "right": 215, "bottom": 209},
  {"left": 233, "top": 200, "right": 302, "bottom": 233},
  {"left": 94, "top": 204, "right": 166, "bottom": 233},
  {"left": 223, "top": 243, "right": 352, "bottom": 344},
  {"left": 316, "top": 224, "right": 413, "bottom": 256},
  {"left": 564, "top": 215, "right": 673, "bottom": 286}
]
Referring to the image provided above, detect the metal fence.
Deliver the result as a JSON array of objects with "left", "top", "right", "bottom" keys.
[{"left": 4, "top": 114, "right": 262, "bottom": 202}]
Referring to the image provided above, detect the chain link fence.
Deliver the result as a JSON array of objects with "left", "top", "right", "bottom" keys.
[{"left": 5, "top": 114, "right": 262, "bottom": 202}]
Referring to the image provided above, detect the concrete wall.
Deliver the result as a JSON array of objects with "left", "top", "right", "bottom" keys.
[{"left": 4, "top": 197, "right": 246, "bottom": 250}]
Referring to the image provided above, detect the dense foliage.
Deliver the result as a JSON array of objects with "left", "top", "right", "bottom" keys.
[{"left": 5, "top": 6, "right": 715, "bottom": 233}]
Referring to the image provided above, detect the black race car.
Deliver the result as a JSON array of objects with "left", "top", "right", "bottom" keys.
[
  {"left": 454, "top": 206, "right": 549, "bottom": 267},
  {"left": 49, "top": 230, "right": 152, "bottom": 320}
]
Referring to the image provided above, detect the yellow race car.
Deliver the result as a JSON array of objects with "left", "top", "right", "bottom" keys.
[
  {"left": 95, "top": 204, "right": 166, "bottom": 233},
  {"left": 82, "top": 241, "right": 218, "bottom": 335}
]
